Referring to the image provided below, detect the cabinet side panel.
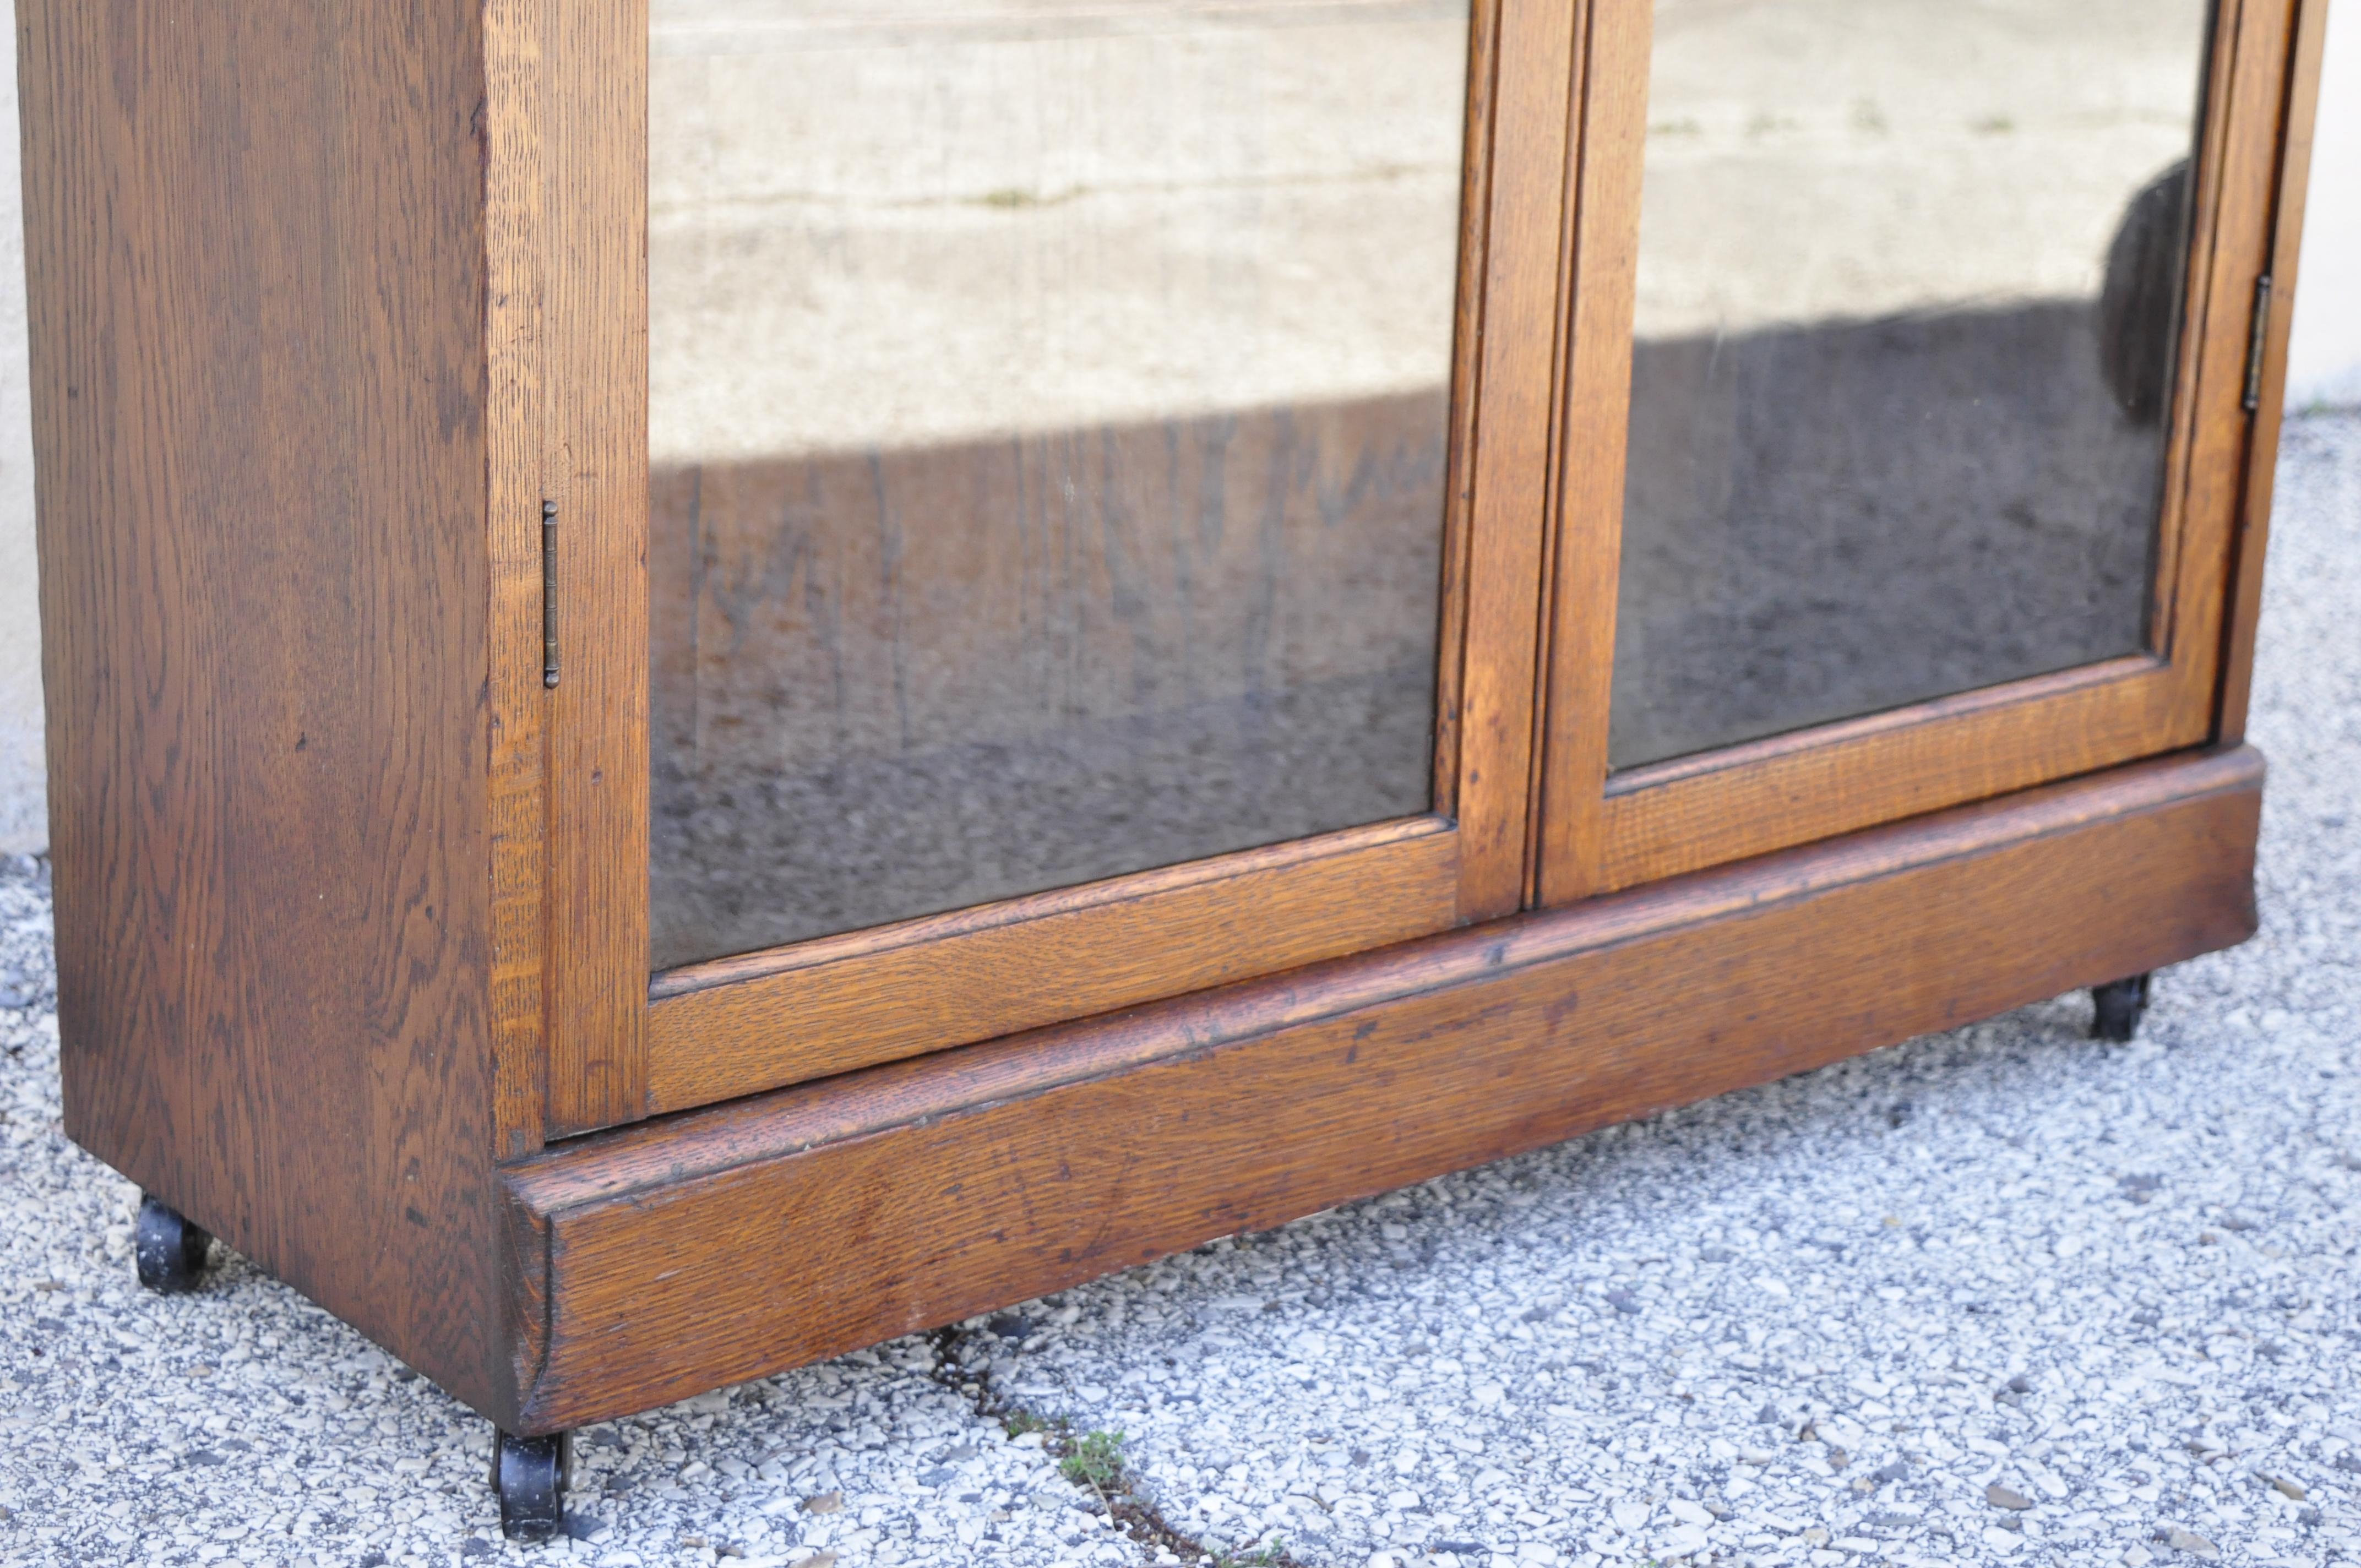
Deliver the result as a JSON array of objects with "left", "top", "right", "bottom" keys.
[{"left": 20, "top": 4, "right": 507, "bottom": 1414}]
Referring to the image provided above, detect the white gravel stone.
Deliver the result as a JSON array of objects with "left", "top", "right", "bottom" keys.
[{"left": 3, "top": 415, "right": 2359, "bottom": 1566}]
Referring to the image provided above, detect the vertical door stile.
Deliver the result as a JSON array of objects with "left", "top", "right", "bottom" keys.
[
  {"left": 1427, "top": 0, "right": 1500, "bottom": 832},
  {"left": 2216, "top": 0, "right": 2333, "bottom": 746},
  {"left": 2152, "top": 0, "right": 2302, "bottom": 714},
  {"left": 2139, "top": 0, "right": 2251, "bottom": 677},
  {"left": 1534, "top": 0, "right": 1652, "bottom": 908},
  {"left": 541, "top": 0, "right": 652, "bottom": 1136},
  {"left": 1452, "top": 0, "right": 1583, "bottom": 921},
  {"left": 487, "top": 0, "right": 552, "bottom": 1159}
]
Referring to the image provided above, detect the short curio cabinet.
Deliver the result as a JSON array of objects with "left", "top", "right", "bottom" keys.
[{"left": 18, "top": 0, "right": 2326, "bottom": 1538}]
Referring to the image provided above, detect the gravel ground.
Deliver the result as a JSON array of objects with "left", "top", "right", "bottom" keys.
[{"left": 2, "top": 411, "right": 2356, "bottom": 1567}]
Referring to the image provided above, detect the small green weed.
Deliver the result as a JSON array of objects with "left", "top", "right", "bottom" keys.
[
  {"left": 935, "top": 1326, "right": 1294, "bottom": 1566},
  {"left": 1059, "top": 1429, "right": 1128, "bottom": 1493},
  {"left": 1002, "top": 1409, "right": 1062, "bottom": 1439}
]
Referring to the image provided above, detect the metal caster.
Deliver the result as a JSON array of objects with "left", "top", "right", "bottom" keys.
[
  {"left": 493, "top": 1429, "right": 572, "bottom": 1541},
  {"left": 2091, "top": 973, "right": 2152, "bottom": 1042},
  {"left": 134, "top": 1195, "right": 213, "bottom": 1293}
]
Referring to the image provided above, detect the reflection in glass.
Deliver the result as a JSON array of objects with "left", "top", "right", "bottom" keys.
[
  {"left": 648, "top": 0, "right": 1470, "bottom": 968},
  {"left": 1609, "top": 0, "right": 2212, "bottom": 771}
]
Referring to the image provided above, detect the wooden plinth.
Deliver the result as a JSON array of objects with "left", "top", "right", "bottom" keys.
[{"left": 500, "top": 745, "right": 2260, "bottom": 1433}]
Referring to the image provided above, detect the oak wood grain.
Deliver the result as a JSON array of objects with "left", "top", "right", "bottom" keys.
[
  {"left": 21, "top": 0, "right": 2305, "bottom": 1451},
  {"left": 507, "top": 747, "right": 2261, "bottom": 1431},
  {"left": 1532, "top": 0, "right": 1651, "bottom": 905},
  {"left": 1449, "top": 0, "right": 1575, "bottom": 919},
  {"left": 1428, "top": 0, "right": 1500, "bottom": 824},
  {"left": 2145, "top": 0, "right": 2297, "bottom": 693},
  {"left": 540, "top": 0, "right": 651, "bottom": 1136},
  {"left": 1597, "top": 655, "right": 2179, "bottom": 890},
  {"left": 24, "top": 0, "right": 512, "bottom": 1419},
  {"left": 486, "top": 0, "right": 550, "bottom": 1162},
  {"left": 646, "top": 818, "right": 1457, "bottom": 1112}
]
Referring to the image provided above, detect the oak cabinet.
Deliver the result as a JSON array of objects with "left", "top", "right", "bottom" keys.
[{"left": 20, "top": 0, "right": 2322, "bottom": 1536}]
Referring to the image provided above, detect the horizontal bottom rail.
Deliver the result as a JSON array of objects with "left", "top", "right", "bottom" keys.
[{"left": 502, "top": 747, "right": 2261, "bottom": 1431}]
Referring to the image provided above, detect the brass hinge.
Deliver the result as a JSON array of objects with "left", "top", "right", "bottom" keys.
[
  {"left": 541, "top": 500, "right": 560, "bottom": 689},
  {"left": 2242, "top": 273, "right": 2273, "bottom": 414}
]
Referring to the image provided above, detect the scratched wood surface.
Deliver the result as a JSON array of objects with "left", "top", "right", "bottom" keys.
[
  {"left": 505, "top": 747, "right": 2261, "bottom": 1431},
  {"left": 23, "top": 1, "right": 513, "bottom": 1418}
]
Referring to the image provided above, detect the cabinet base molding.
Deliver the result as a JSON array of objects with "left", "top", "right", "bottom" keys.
[{"left": 501, "top": 746, "right": 2259, "bottom": 1432}]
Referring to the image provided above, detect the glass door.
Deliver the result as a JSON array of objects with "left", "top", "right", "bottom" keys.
[
  {"left": 1535, "top": 0, "right": 2294, "bottom": 903},
  {"left": 540, "top": 0, "right": 1584, "bottom": 1124},
  {"left": 646, "top": 0, "right": 1476, "bottom": 966}
]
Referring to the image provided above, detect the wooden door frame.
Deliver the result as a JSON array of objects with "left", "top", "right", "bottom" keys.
[
  {"left": 510, "top": 0, "right": 1585, "bottom": 1133},
  {"left": 487, "top": 2, "right": 656, "bottom": 1145},
  {"left": 1532, "top": 0, "right": 2319, "bottom": 904}
]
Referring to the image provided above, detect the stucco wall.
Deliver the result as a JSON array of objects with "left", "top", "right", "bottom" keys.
[
  {"left": 2291, "top": 0, "right": 2361, "bottom": 410},
  {"left": 0, "top": 11, "right": 2353, "bottom": 852},
  {"left": 1, "top": 20, "right": 44, "bottom": 853}
]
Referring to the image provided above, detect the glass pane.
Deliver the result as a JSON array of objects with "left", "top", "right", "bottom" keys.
[
  {"left": 1608, "top": 0, "right": 2212, "bottom": 771},
  {"left": 648, "top": 0, "right": 1470, "bottom": 968}
]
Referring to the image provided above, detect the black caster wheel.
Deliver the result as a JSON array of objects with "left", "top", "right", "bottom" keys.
[
  {"left": 134, "top": 1195, "right": 213, "bottom": 1293},
  {"left": 2091, "top": 973, "right": 2152, "bottom": 1043},
  {"left": 493, "top": 1429, "right": 573, "bottom": 1541}
]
